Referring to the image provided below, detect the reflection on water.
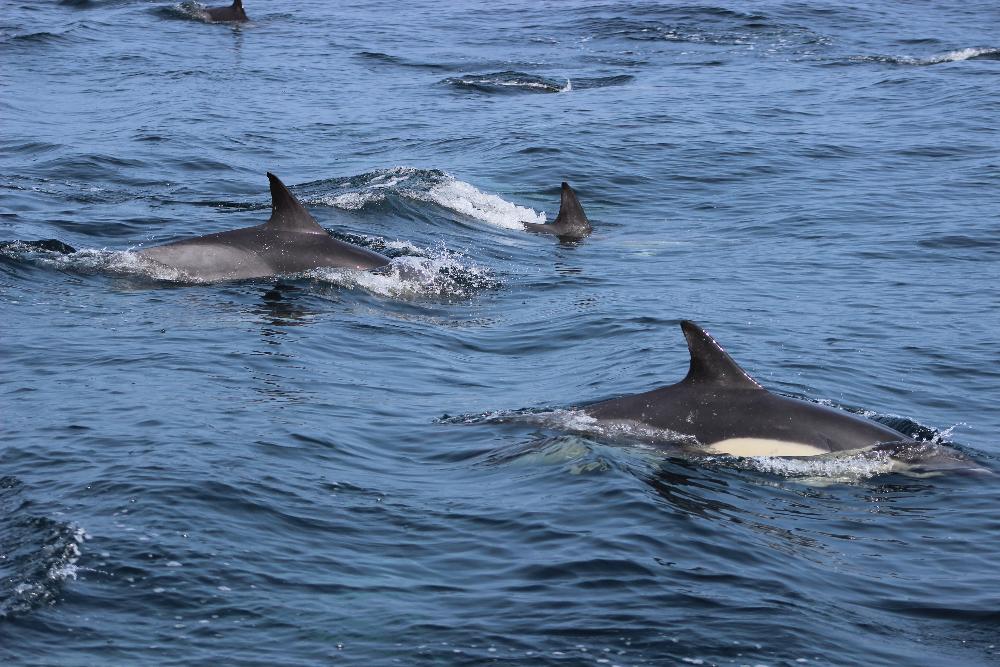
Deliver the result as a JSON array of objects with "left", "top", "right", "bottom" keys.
[{"left": 256, "top": 283, "right": 315, "bottom": 335}]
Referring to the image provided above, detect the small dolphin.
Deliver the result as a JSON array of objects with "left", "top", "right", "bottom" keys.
[
  {"left": 138, "top": 173, "right": 390, "bottom": 281},
  {"left": 523, "top": 182, "right": 592, "bottom": 241},
  {"left": 204, "top": 0, "right": 247, "bottom": 22},
  {"left": 585, "top": 321, "right": 917, "bottom": 457}
]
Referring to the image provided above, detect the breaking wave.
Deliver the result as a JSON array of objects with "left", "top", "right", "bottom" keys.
[{"left": 305, "top": 167, "right": 546, "bottom": 230}]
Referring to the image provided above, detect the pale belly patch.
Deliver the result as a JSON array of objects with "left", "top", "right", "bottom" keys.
[{"left": 707, "top": 438, "right": 828, "bottom": 457}]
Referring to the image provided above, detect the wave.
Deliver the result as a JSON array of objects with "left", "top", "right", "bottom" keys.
[
  {"left": 304, "top": 166, "right": 546, "bottom": 230},
  {"left": 441, "top": 71, "right": 632, "bottom": 94},
  {"left": 0, "top": 30, "right": 77, "bottom": 48},
  {"left": 0, "top": 477, "right": 86, "bottom": 619},
  {"left": 848, "top": 47, "right": 1000, "bottom": 66}
]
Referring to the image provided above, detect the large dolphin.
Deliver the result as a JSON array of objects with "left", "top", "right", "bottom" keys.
[
  {"left": 138, "top": 173, "right": 390, "bottom": 281},
  {"left": 204, "top": 0, "right": 247, "bottom": 22},
  {"left": 523, "top": 182, "right": 592, "bottom": 240},
  {"left": 585, "top": 321, "right": 916, "bottom": 457}
]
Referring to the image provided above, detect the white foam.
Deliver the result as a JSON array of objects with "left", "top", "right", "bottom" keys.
[
  {"left": 318, "top": 191, "right": 384, "bottom": 210},
  {"left": 47, "top": 526, "right": 88, "bottom": 582},
  {"left": 307, "top": 247, "right": 498, "bottom": 298},
  {"left": 458, "top": 77, "right": 558, "bottom": 91},
  {"left": 411, "top": 178, "right": 545, "bottom": 230},
  {"left": 488, "top": 78, "right": 547, "bottom": 89},
  {"left": 741, "top": 450, "right": 898, "bottom": 484},
  {"left": 308, "top": 167, "right": 545, "bottom": 230},
  {"left": 311, "top": 167, "right": 421, "bottom": 209},
  {"left": 857, "top": 47, "right": 1000, "bottom": 66},
  {"left": 924, "top": 47, "right": 1000, "bottom": 64}
]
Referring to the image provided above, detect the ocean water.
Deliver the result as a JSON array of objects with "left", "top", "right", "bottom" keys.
[{"left": 2, "top": 0, "right": 999, "bottom": 664}]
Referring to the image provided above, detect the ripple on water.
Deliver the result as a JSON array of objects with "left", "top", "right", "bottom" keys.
[{"left": 0, "top": 477, "right": 86, "bottom": 619}]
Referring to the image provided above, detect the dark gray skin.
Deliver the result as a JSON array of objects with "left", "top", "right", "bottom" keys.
[
  {"left": 585, "top": 321, "right": 915, "bottom": 455},
  {"left": 139, "top": 172, "right": 390, "bottom": 282},
  {"left": 204, "top": 0, "right": 247, "bottom": 22},
  {"left": 523, "top": 182, "right": 592, "bottom": 241}
]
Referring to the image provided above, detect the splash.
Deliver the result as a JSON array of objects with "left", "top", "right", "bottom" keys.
[
  {"left": 307, "top": 244, "right": 500, "bottom": 299},
  {"left": 852, "top": 47, "right": 1000, "bottom": 66},
  {"left": 736, "top": 450, "right": 899, "bottom": 484}
]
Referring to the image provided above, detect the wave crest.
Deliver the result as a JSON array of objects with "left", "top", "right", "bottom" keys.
[{"left": 306, "top": 167, "right": 545, "bottom": 230}]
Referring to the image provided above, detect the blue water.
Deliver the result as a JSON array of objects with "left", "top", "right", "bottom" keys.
[{"left": 2, "top": 0, "right": 999, "bottom": 664}]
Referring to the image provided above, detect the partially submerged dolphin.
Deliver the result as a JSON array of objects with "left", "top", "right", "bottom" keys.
[
  {"left": 523, "top": 182, "right": 592, "bottom": 241},
  {"left": 139, "top": 172, "right": 390, "bottom": 281},
  {"left": 585, "top": 321, "right": 916, "bottom": 457},
  {"left": 204, "top": 0, "right": 247, "bottom": 22}
]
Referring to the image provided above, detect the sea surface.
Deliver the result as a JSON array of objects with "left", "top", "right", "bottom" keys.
[{"left": 2, "top": 1, "right": 999, "bottom": 665}]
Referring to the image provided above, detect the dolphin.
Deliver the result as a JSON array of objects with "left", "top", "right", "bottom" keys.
[
  {"left": 204, "top": 0, "right": 247, "bottom": 22},
  {"left": 523, "top": 182, "right": 592, "bottom": 240},
  {"left": 584, "top": 321, "right": 916, "bottom": 457},
  {"left": 138, "top": 172, "right": 390, "bottom": 281}
]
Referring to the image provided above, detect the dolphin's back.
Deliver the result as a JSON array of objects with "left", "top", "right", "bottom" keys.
[
  {"left": 205, "top": 0, "right": 247, "bottom": 22},
  {"left": 591, "top": 385, "right": 909, "bottom": 452},
  {"left": 141, "top": 225, "right": 388, "bottom": 281},
  {"left": 137, "top": 173, "right": 390, "bottom": 281},
  {"left": 585, "top": 321, "right": 913, "bottom": 454}
]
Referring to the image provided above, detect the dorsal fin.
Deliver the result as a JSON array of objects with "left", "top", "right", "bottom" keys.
[
  {"left": 233, "top": 0, "right": 243, "bottom": 8},
  {"left": 265, "top": 172, "right": 326, "bottom": 234},
  {"left": 553, "top": 181, "right": 591, "bottom": 234},
  {"left": 679, "top": 321, "right": 762, "bottom": 389}
]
